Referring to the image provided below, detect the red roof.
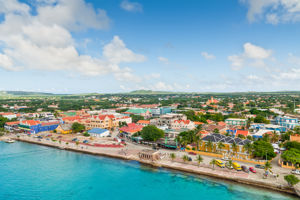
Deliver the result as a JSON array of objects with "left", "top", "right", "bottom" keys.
[
  {"left": 137, "top": 120, "right": 150, "bottom": 124},
  {"left": 120, "top": 123, "right": 143, "bottom": 134},
  {"left": 218, "top": 121, "right": 226, "bottom": 126},
  {"left": 41, "top": 121, "right": 60, "bottom": 126},
  {"left": 174, "top": 120, "right": 191, "bottom": 125},
  {"left": 194, "top": 121, "right": 204, "bottom": 125},
  {"left": 20, "top": 120, "right": 40, "bottom": 126},
  {"left": 0, "top": 112, "right": 15, "bottom": 116},
  {"left": 236, "top": 130, "right": 249, "bottom": 137},
  {"left": 5, "top": 121, "right": 20, "bottom": 126}
]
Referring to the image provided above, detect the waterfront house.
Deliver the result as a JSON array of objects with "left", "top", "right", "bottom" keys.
[
  {"left": 119, "top": 123, "right": 143, "bottom": 137},
  {"left": 56, "top": 124, "right": 72, "bottom": 134},
  {"left": 87, "top": 128, "right": 110, "bottom": 137}
]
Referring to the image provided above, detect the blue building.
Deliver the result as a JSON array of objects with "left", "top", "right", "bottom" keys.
[
  {"left": 274, "top": 116, "right": 300, "bottom": 129},
  {"left": 19, "top": 120, "right": 60, "bottom": 134}
]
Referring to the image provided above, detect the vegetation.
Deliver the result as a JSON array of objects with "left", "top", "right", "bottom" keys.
[
  {"left": 196, "top": 155, "right": 203, "bottom": 167},
  {"left": 281, "top": 148, "right": 300, "bottom": 166},
  {"left": 182, "top": 155, "right": 189, "bottom": 163},
  {"left": 284, "top": 175, "right": 300, "bottom": 187},
  {"left": 210, "top": 159, "right": 217, "bottom": 169},
  {"left": 252, "top": 140, "right": 276, "bottom": 160},
  {"left": 141, "top": 125, "right": 164, "bottom": 142},
  {"left": 71, "top": 122, "right": 85, "bottom": 133},
  {"left": 130, "top": 114, "right": 144, "bottom": 123},
  {"left": 170, "top": 153, "right": 176, "bottom": 162}
]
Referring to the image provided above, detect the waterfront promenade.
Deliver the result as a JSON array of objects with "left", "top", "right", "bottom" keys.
[{"left": 3, "top": 134, "right": 299, "bottom": 197}]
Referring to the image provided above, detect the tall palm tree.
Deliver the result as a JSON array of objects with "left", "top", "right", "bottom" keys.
[
  {"left": 182, "top": 155, "right": 189, "bottom": 163},
  {"left": 206, "top": 140, "right": 213, "bottom": 152},
  {"left": 217, "top": 142, "right": 225, "bottom": 153},
  {"left": 243, "top": 143, "right": 253, "bottom": 156},
  {"left": 231, "top": 142, "right": 238, "bottom": 155},
  {"left": 210, "top": 159, "right": 217, "bottom": 169},
  {"left": 196, "top": 155, "right": 203, "bottom": 167},
  {"left": 195, "top": 135, "right": 202, "bottom": 151},
  {"left": 170, "top": 153, "right": 176, "bottom": 162},
  {"left": 270, "top": 131, "right": 279, "bottom": 143},
  {"left": 264, "top": 161, "right": 272, "bottom": 171}
]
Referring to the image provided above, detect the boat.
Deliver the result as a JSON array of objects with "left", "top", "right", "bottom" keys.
[{"left": 5, "top": 139, "right": 15, "bottom": 143}]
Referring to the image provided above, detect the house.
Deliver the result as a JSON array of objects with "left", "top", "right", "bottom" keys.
[
  {"left": 235, "top": 130, "right": 249, "bottom": 137},
  {"left": 88, "top": 128, "right": 110, "bottom": 137},
  {"left": 0, "top": 112, "right": 17, "bottom": 120},
  {"left": 85, "top": 115, "right": 117, "bottom": 130},
  {"left": 18, "top": 120, "right": 60, "bottom": 134},
  {"left": 137, "top": 120, "right": 150, "bottom": 126},
  {"left": 225, "top": 118, "right": 247, "bottom": 126},
  {"left": 290, "top": 135, "right": 300, "bottom": 143},
  {"left": 119, "top": 123, "right": 143, "bottom": 137},
  {"left": 203, "top": 124, "right": 227, "bottom": 134},
  {"left": 150, "top": 107, "right": 172, "bottom": 116},
  {"left": 150, "top": 113, "right": 187, "bottom": 128},
  {"left": 274, "top": 116, "right": 300, "bottom": 129},
  {"left": 171, "top": 120, "right": 195, "bottom": 130},
  {"left": 56, "top": 124, "right": 72, "bottom": 134},
  {"left": 4, "top": 121, "right": 20, "bottom": 132}
]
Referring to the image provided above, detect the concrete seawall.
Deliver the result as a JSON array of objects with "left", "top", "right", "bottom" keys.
[{"left": 13, "top": 137, "right": 298, "bottom": 198}]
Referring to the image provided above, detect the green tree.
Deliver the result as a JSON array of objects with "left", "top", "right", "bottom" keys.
[
  {"left": 264, "top": 161, "right": 272, "bottom": 171},
  {"left": 205, "top": 140, "right": 213, "bottom": 152},
  {"left": 244, "top": 143, "right": 253, "bottom": 155},
  {"left": 182, "top": 155, "right": 189, "bottom": 163},
  {"left": 141, "top": 125, "right": 164, "bottom": 142},
  {"left": 170, "top": 153, "right": 176, "bottom": 162},
  {"left": 213, "top": 128, "right": 219, "bottom": 133},
  {"left": 281, "top": 148, "right": 300, "bottom": 166},
  {"left": 130, "top": 114, "right": 144, "bottom": 123},
  {"left": 71, "top": 122, "right": 85, "bottom": 133},
  {"left": 196, "top": 155, "right": 203, "bottom": 167},
  {"left": 252, "top": 140, "right": 276, "bottom": 160},
  {"left": 217, "top": 142, "right": 225, "bottom": 153},
  {"left": 284, "top": 175, "right": 300, "bottom": 187},
  {"left": 231, "top": 142, "right": 238, "bottom": 155},
  {"left": 210, "top": 159, "right": 217, "bottom": 169}
]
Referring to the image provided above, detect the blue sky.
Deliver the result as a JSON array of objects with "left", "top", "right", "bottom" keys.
[{"left": 0, "top": 0, "right": 300, "bottom": 93}]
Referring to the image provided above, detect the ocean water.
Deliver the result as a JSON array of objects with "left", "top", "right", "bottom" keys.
[{"left": 0, "top": 142, "right": 297, "bottom": 200}]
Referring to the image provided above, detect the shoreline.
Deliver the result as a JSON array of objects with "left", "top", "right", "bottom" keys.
[{"left": 11, "top": 137, "right": 299, "bottom": 198}]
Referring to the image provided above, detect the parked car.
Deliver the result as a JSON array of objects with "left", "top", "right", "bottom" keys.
[
  {"left": 242, "top": 165, "right": 249, "bottom": 173},
  {"left": 292, "top": 169, "right": 300, "bottom": 175},
  {"left": 188, "top": 157, "right": 192, "bottom": 161},
  {"left": 249, "top": 167, "right": 256, "bottom": 173},
  {"left": 188, "top": 152, "right": 196, "bottom": 155},
  {"left": 83, "top": 140, "right": 89, "bottom": 144},
  {"left": 255, "top": 164, "right": 265, "bottom": 169},
  {"left": 72, "top": 138, "right": 78, "bottom": 142}
]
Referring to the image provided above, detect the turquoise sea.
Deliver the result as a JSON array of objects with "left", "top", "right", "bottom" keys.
[{"left": 0, "top": 141, "right": 297, "bottom": 200}]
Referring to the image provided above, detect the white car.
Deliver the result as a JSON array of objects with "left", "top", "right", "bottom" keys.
[{"left": 291, "top": 170, "right": 300, "bottom": 175}]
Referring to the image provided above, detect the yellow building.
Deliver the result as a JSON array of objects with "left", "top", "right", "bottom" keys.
[
  {"left": 84, "top": 115, "right": 118, "bottom": 130},
  {"left": 56, "top": 124, "right": 72, "bottom": 134}
]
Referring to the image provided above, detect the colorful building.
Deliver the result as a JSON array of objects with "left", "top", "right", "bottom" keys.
[
  {"left": 275, "top": 116, "right": 300, "bottom": 129},
  {"left": 225, "top": 118, "right": 247, "bottom": 126},
  {"left": 18, "top": 120, "right": 60, "bottom": 134}
]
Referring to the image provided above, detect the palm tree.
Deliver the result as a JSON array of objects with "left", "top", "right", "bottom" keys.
[
  {"left": 231, "top": 142, "right": 238, "bottom": 156},
  {"left": 196, "top": 155, "right": 203, "bottom": 167},
  {"left": 195, "top": 135, "right": 202, "bottom": 151},
  {"left": 210, "top": 159, "right": 217, "bottom": 169},
  {"left": 264, "top": 161, "right": 272, "bottom": 171},
  {"left": 217, "top": 142, "right": 225, "bottom": 153},
  {"left": 170, "top": 153, "right": 176, "bottom": 162},
  {"left": 270, "top": 131, "right": 279, "bottom": 143},
  {"left": 206, "top": 140, "right": 213, "bottom": 152},
  {"left": 243, "top": 143, "right": 253, "bottom": 155},
  {"left": 227, "top": 159, "right": 233, "bottom": 169},
  {"left": 76, "top": 141, "right": 79, "bottom": 148},
  {"left": 182, "top": 155, "right": 189, "bottom": 163}
]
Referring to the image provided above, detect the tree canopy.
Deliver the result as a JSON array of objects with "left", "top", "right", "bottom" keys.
[
  {"left": 141, "top": 125, "right": 164, "bottom": 142},
  {"left": 281, "top": 148, "right": 300, "bottom": 165},
  {"left": 252, "top": 140, "right": 276, "bottom": 160},
  {"left": 71, "top": 122, "right": 85, "bottom": 133}
]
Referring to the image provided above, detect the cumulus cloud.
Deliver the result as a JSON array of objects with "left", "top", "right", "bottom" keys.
[
  {"left": 228, "top": 42, "right": 272, "bottom": 70},
  {"left": 120, "top": 0, "right": 143, "bottom": 12},
  {"left": 0, "top": 0, "right": 145, "bottom": 80},
  {"left": 241, "top": 0, "right": 300, "bottom": 24},
  {"left": 201, "top": 52, "right": 216, "bottom": 60}
]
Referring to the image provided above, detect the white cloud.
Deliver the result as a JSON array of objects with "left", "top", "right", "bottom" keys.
[
  {"left": 241, "top": 0, "right": 300, "bottom": 24},
  {"left": 120, "top": 0, "right": 143, "bottom": 12},
  {"left": 158, "top": 56, "right": 169, "bottom": 64},
  {"left": 288, "top": 53, "right": 300, "bottom": 66},
  {"left": 0, "top": 0, "right": 145, "bottom": 81},
  {"left": 201, "top": 52, "right": 215, "bottom": 60},
  {"left": 228, "top": 42, "right": 272, "bottom": 70},
  {"left": 36, "top": 0, "right": 110, "bottom": 31},
  {"left": 103, "top": 36, "right": 146, "bottom": 64}
]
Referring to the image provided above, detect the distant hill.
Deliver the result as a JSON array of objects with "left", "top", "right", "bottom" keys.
[
  {"left": 128, "top": 90, "right": 178, "bottom": 94},
  {"left": 0, "top": 91, "right": 56, "bottom": 96}
]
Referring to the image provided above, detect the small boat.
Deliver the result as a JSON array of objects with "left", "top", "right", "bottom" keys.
[{"left": 5, "top": 139, "right": 15, "bottom": 143}]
